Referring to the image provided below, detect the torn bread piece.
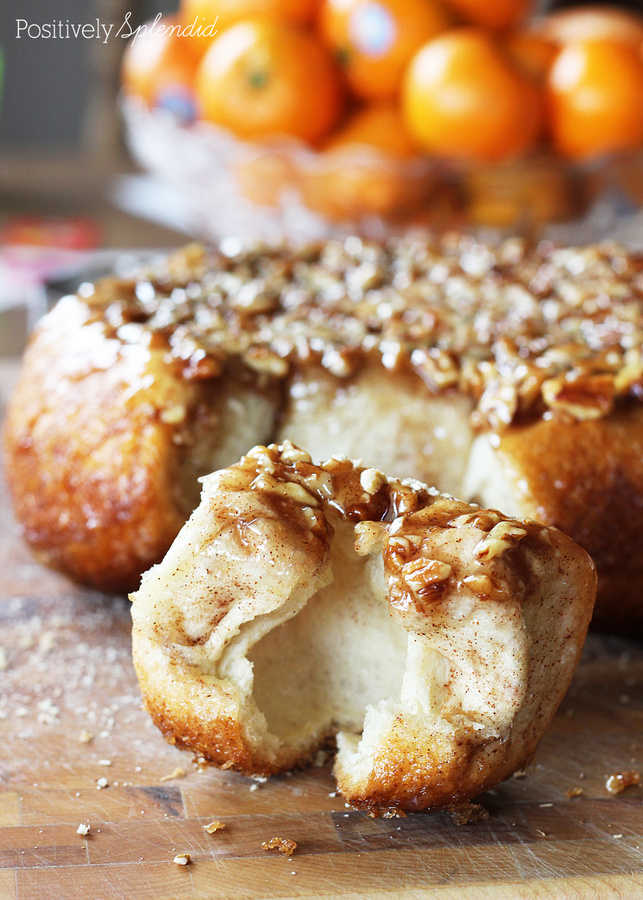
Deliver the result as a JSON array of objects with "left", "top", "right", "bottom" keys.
[{"left": 130, "top": 441, "right": 596, "bottom": 815}]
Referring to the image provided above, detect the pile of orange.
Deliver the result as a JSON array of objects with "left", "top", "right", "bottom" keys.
[{"left": 121, "top": 2, "right": 643, "bottom": 223}]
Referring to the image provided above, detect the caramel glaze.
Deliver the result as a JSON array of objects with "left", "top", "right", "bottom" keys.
[
  {"left": 231, "top": 442, "right": 553, "bottom": 625},
  {"left": 85, "top": 237, "right": 643, "bottom": 430}
]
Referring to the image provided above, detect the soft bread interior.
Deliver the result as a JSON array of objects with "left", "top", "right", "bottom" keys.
[
  {"left": 279, "top": 368, "right": 538, "bottom": 519},
  {"left": 280, "top": 368, "right": 474, "bottom": 496},
  {"left": 175, "top": 377, "right": 279, "bottom": 517},
  {"left": 463, "top": 434, "right": 531, "bottom": 518},
  {"left": 246, "top": 521, "right": 408, "bottom": 746},
  {"left": 134, "top": 508, "right": 526, "bottom": 774}
]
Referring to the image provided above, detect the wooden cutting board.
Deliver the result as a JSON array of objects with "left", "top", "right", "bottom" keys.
[{"left": 1, "top": 361, "right": 642, "bottom": 899}]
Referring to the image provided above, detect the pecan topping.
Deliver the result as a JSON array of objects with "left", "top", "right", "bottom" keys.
[{"left": 88, "top": 237, "right": 643, "bottom": 428}]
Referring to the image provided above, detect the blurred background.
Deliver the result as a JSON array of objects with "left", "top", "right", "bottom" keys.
[{"left": 2, "top": 0, "right": 643, "bottom": 354}]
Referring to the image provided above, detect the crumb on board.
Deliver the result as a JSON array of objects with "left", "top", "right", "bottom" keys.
[
  {"left": 96, "top": 777, "right": 109, "bottom": 790},
  {"left": 448, "top": 803, "right": 490, "bottom": 825},
  {"left": 566, "top": 787, "right": 584, "bottom": 798},
  {"left": 262, "top": 837, "right": 297, "bottom": 857},
  {"left": 78, "top": 731, "right": 93, "bottom": 744},
  {"left": 98, "top": 759, "right": 112, "bottom": 767},
  {"left": 204, "top": 820, "right": 226, "bottom": 834},
  {"left": 159, "top": 767, "right": 186, "bottom": 783},
  {"left": 76, "top": 823, "right": 90, "bottom": 836},
  {"left": 173, "top": 853, "right": 191, "bottom": 866},
  {"left": 606, "top": 770, "right": 641, "bottom": 795}
]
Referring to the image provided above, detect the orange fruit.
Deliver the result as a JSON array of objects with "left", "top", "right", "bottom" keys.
[
  {"left": 300, "top": 153, "right": 434, "bottom": 222},
  {"left": 195, "top": 20, "right": 344, "bottom": 144},
  {"left": 303, "top": 104, "right": 424, "bottom": 221},
  {"left": 441, "top": 0, "right": 534, "bottom": 32},
  {"left": 319, "top": 0, "right": 451, "bottom": 101},
  {"left": 121, "top": 19, "right": 200, "bottom": 122},
  {"left": 504, "top": 31, "right": 558, "bottom": 82},
  {"left": 402, "top": 29, "right": 542, "bottom": 162},
  {"left": 535, "top": 6, "right": 643, "bottom": 48},
  {"left": 464, "top": 155, "right": 580, "bottom": 227},
  {"left": 324, "top": 104, "right": 417, "bottom": 157},
  {"left": 179, "top": 0, "right": 321, "bottom": 57},
  {"left": 546, "top": 39, "right": 643, "bottom": 160}
]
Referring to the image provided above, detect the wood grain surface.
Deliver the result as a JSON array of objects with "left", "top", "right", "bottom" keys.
[{"left": 1, "top": 360, "right": 643, "bottom": 899}]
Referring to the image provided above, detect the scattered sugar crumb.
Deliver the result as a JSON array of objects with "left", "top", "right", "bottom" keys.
[
  {"left": 539, "top": 803, "right": 553, "bottom": 808},
  {"left": 160, "top": 766, "right": 185, "bottom": 783},
  {"left": 614, "top": 834, "right": 624, "bottom": 839},
  {"left": 449, "top": 803, "right": 489, "bottom": 825},
  {"left": 262, "top": 837, "right": 297, "bottom": 857},
  {"left": 38, "top": 632, "right": 56, "bottom": 653},
  {"left": 249, "top": 784, "right": 259, "bottom": 792},
  {"left": 328, "top": 792, "right": 338, "bottom": 798},
  {"left": 98, "top": 759, "right": 112, "bottom": 767},
  {"left": 204, "top": 820, "right": 225, "bottom": 834},
  {"left": 252, "top": 775, "right": 267, "bottom": 783},
  {"left": 173, "top": 853, "right": 191, "bottom": 866},
  {"left": 76, "top": 823, "right": 90, "bottom": 836},
  {"left": 606, "top": 771, "right": 641, "bottom": 795},
  {"left": 566, "top": 787, "right": 583, "bottom": 798},
  {"left": 513, "top": 770, "right": 528, "bottom": 779},
  {"left": 78, "top": 731, "right": 93, "bottom": 744},
  {"left": 96, "top": 777, "right": 109, "bottom": 790}
]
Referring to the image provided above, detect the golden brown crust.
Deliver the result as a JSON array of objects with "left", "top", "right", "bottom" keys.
[
  {"left": 131, "top": 443, "right": 596, "bottom": 813},
  {"left": 3, "top": 297, "right": 190, "bottom": 592},
  {"left": 490, "top": 403, "right": 643, "bottom": 631},
  {"left": 133, "top": 632, "right": 321, "bottom": 777},
  {"left": 3, "top": 295, "right": 279, "bottom": 592}
]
